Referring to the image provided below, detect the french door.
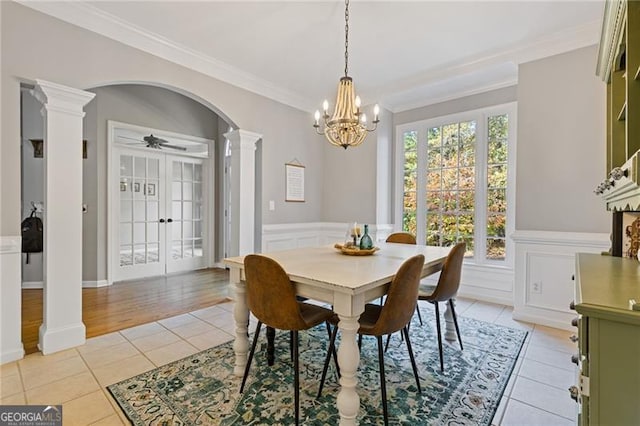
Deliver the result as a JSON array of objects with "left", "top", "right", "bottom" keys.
[{"left": 112, "top": 148, "right": 207, "bottom": 282}]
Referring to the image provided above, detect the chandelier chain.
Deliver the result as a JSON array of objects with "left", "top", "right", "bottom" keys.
[{"left": 344, "top": 0, "right": 349, "bottom": 77}]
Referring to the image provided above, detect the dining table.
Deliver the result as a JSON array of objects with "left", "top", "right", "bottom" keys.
[{"left": 224, "top": 242, "right": 452, "bottom": 425}]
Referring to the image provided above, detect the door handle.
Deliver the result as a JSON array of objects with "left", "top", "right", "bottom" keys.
[
  {"left": 167, "top": 218, "right": 173, "bottom": 223},
  {"left": 159, "top": 218, "right": 165, "bottom": 223}
]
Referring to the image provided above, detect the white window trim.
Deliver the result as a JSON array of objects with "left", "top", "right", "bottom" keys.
[{"left": 394, "top": 102, "right": 517, "bottom": 269}]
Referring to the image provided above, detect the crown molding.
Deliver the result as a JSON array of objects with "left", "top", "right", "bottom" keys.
[
  {"left": 19, "top": 1, "right": 601, "bottom": 115},
  {"left": 380, "top": 19, "right": 601, "bottom": 113},
  {"left": 17, "top": 1, "right": 314, "bottom": 112},
  {"left": 388, "top": 79, "right": 518, "bottom": 114}
]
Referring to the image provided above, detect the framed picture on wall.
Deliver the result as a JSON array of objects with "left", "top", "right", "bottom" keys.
[
  {"left": 285, "top": 162, "right": 305, "bottom": 202},
  {"left": 120, "top": 181, "right": 127, "bottom": 192},
  {"left": 134, "top": 183, "right": 140, "bottom": 193},
  {"left": 145, "top": 183, "right": 156, "bottom": 197}
]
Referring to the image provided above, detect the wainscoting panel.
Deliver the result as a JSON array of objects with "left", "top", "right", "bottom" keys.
[
  {"left": 262, "top": 222, "right": 393, "bottom": 253},
  {"left": 512, "top": 230, "right": 610, "bottom": 331}
]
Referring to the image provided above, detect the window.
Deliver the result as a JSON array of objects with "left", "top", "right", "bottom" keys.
[{"left": 396, "top": 103, "right": 515, "bottom": 265}]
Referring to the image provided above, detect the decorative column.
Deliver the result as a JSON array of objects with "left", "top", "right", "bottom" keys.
[
  {"left": 224, "top": 129, "right": 262, "bottom": 257},
  {"left": 32, "top": 80, "right": 95, "bottom": 355}
]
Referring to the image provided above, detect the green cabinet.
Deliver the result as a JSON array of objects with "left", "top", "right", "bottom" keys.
[
  {"left": 596, "top": 0, "right": 640, "bottom": 211},
  {"left": 574, "top": 253, "right": 640, "bottom": 425}
]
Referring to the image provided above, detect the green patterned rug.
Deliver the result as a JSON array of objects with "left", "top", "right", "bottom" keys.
[{"left": 108, "top": 307, "right": 527, "bottom": 425}]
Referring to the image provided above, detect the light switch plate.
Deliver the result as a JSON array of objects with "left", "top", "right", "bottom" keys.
[{"left": 269, "top": 200, "right": 275, "bottom": 211}]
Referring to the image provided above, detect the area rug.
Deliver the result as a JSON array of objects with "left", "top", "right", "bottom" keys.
[{"left": 108, "top": 307, "right": 527, "bottom": 425}]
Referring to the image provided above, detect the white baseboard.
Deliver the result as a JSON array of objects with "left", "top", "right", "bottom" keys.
[
  {"left": 512, "top": 311, "right": 575, "bottom": 332},
  {"left": 22, "top": 281, "right": 44, "bottom": 289},
  {"left": 81, "top": 280, "right": 109, "bottom": 288},
  {"left": 0, "top": 347, "right": 25, "bottom": 364},
  {"left": 38, "top": 322, "right": 86, "bottom": 355},
  {"left": 457, "top": 285, "right": 513, "bottom": 307},
  {"left": 22, "top": 280, "right": 110, "bottom": 289}
]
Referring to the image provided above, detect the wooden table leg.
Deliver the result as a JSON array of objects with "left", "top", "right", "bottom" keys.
[
  {"left": 336, "top": 313, "right": 361, "bottom": 426},
  {"left": 231, "top": 269, "right": 249, "bottom": 377}
]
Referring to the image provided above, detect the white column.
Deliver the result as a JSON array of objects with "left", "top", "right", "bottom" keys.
[
  {"left": 32, "top": 80, "right": 95, "bottom": 355},
  {"left": 223, "top": 129, "right": 261, "bottom": 256}
]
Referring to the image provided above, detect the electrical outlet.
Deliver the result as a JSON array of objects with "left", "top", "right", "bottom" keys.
[{"left": 531, "top": 281, "right": 542, "bottom": 294}]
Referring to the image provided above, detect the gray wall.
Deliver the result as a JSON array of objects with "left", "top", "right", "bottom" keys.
[
  {"left": 20, "top": 88, "right": 44, "bottom": 282},
  {"left": 82, "top": 84, "right": 221, "bottom": 281},
  {"left": 1, "top": 2, "right": 323, "bottom": 245},
  {"left": 516, "top": 45, "right": 609, "bottom": 232}
]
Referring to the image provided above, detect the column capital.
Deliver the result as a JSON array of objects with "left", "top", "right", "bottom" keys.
[
  {"left": 32, "top": 80, "right": 95, "bottom": 117},
  {"left": 224, "top": 129, "right": 262, "bottom": 150}
]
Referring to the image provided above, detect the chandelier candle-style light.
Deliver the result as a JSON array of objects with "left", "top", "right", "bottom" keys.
[{"left": 313, "top": 0, "right": 380, "bottom": 149}]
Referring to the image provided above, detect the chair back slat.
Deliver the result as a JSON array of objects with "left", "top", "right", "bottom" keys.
[
  {"left": 370, "top": 254, "right": 425, "bottom": 336},
  {"left": 244, "top": 254, "right": 308, "bottom": 331}
]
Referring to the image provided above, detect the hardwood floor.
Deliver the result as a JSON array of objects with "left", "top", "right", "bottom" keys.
[{"left": 22, "top": 268, "right": 231, "bottom": 355}]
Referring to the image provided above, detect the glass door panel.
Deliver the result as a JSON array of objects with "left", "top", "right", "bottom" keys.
[
  {"left": 112, "top": 148, "right": 206, "bottom": 280},
  {"left": 114, "top": 150, "right": 165, "bottom": 281},
  {"left": 166, "top": 157, "right": 205, "bottom": 273}
]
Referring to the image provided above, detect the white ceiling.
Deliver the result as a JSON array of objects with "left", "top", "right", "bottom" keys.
[{"left": 21, "top": 1, "right": 605, "bottom": 113}]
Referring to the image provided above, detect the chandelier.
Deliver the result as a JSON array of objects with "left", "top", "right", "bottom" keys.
[{"left": 313, "top": 0, "right": 379, "bottom": 149}]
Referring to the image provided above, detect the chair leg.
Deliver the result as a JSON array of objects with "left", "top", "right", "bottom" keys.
[
  {"left": 402, "top": 326, "right": 422, "bottom": 393},
  {"left": 376, "top": 335, "right": 389, "bottom": 426},
  {"left": 415, "top": 304, "right": 423, "bottom": 326},
  {"left": 449, "top": 299, "right": 463, "bottom": 351},
  {"left": 293, "top": 330, "right": 300, "bottom": 426},
  {"left": 434, "top": 302, "right": 444, "bottom": 372},
  {"left": 290, "top": 331, "right": 294, "bottom": 362},
  {"left": 240, "top": 321, "right": 263, "bottom": 393},
  {"left": 266, "top": 326, "right": 276, "bottom": 366},
  {"left": 384, "top": 333, "right": 392, "bottom": 353},
  {"left": 324, "top": 322, "right": 340, "bottom": 377},
  {"left": 317, "top": 323, "right": 339, "bottom": 399}
]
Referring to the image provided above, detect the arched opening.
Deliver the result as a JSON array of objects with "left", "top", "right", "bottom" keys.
[{"left": 19, "top": 81, "right": 252, "bottom": 354}]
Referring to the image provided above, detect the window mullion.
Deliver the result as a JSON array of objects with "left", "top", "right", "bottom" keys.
[
  {"left": 475, "top": 114, "right": 488, "bottom": 263},
  {"left": 416, "top": 127, "right": 428, "bottom": 245}
]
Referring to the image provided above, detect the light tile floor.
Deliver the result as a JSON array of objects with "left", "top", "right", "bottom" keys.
[{"left": 0, "top": 298, "right": 578, "bottom": 425}]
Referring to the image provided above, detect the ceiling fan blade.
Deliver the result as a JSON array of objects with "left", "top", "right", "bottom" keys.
[
  {"left": 120, "top": 135, "right": 144, "bottom": 142},
  {"left": 159, "top": 143, "right": 187, "bottom": 151}
]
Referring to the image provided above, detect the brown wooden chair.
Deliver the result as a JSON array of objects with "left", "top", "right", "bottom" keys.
[
  {"left": 419, "top": 242, "right": 466, "bottom": 372},
  {"left": 318, "top": 254, "right": 425, "bottom": 426},
  {"left": 385, "top": 232, "right": 417, "bottom": 245},
  {"left": 241, "top": 254, "right": 337, "bottom": 426}
]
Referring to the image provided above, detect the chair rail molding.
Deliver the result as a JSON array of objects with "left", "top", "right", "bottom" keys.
[{"left": 512, "top": 230, "right": 610, "bottom": 330}]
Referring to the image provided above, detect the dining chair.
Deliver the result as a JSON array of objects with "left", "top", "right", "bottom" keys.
[
  {"left": 241, "top": 254, "right": 338, "bottom": 426},
  {"left": 385, "top": 232, "right": 417, "bottom": 245},
  {"left": 317, "top": 254, "right": 425, "bottom": 426},
  {"left": 384, "top": 232, "right": 423, "bottom": 325},
  {"left": 418, "top": 241, "right": 466, "bottom": 372}
]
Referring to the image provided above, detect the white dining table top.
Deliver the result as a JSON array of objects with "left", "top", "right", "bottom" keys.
[{"left": 224, "top": 243, "right": 451, "bottom": 296}]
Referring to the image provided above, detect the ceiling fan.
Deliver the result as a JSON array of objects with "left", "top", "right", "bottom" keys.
[{"left": 121, "top": 134, "right": 187, "bottom": 151}]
